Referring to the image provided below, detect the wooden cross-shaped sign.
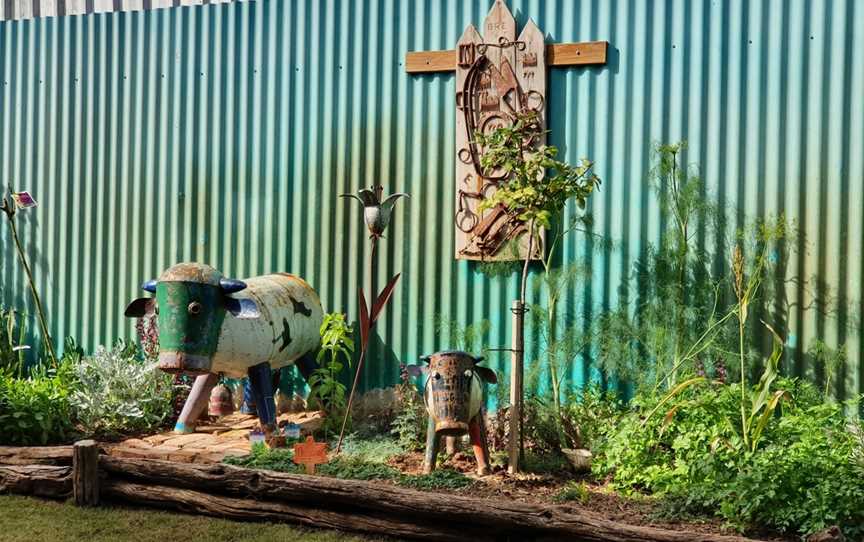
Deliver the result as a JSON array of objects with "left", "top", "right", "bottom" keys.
[
  {"left": 293, "top": 436, "right": 328, "bottom": 475},
  {"left": 406, "top": 0, "right": 607, "bottom": 261}
]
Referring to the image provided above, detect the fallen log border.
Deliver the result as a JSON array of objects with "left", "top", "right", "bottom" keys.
[{"left": 0, "top": 441, "right": 765, "bottom": 542}]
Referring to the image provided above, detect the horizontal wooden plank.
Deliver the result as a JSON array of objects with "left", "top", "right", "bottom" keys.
[
  {"left": 405, "top": 41, "right": 607, "bottom": 73},
  {"left": 547, "top": 40, "right": 607, "bottom": 66},
  {"left": 405, "top": 49, "right": 457, "bottom": 73}
]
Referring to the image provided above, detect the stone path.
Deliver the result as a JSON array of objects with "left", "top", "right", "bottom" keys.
[{"left": 105, "top": 411, "right": 324, "bottom": 464}]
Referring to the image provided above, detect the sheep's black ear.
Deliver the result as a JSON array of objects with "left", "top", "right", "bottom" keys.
[
  {"left": 125, "top": 298, "right": 155, "bottom": 318},
  {"left": 419, "top": 354, "right": 432, "bottom": 364},
  {"left": 473, "top": 366, "right": 497, "bottom": 384},
  {"left": 471, "top": 355, "right": 486, "bottom": 364}
]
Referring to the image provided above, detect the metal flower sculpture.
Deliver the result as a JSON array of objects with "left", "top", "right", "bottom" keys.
[
  {"left": 340, "top": 185, "right": 409, "bottom": 240},
  {"left": 336, "top": 184, "right": 409, "bottom": 452}
]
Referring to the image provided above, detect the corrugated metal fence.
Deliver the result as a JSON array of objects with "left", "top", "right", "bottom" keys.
[
  {"left": 1, "top": 0, "right": 862, "bottom": 398},
  {"left": 0, "top": 0, "right": 240, "bottom": 22}
]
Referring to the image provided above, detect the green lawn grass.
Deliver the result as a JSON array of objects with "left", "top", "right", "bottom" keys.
[{"left": 0, "top": 495, "right": 389, "bottom": 542}]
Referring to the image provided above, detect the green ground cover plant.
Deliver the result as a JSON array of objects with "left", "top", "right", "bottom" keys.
[{"left": 225, "top": 439, "right": 473, "bottom": 490}]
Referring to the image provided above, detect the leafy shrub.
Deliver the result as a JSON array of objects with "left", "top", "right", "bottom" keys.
[
  {"left": 523, "top": 387, "right": 623, "bottom": 454},
  {"left": 308, "top": 313, "right": 354, "bottom": 436},
  {"left": 390, "top": 366, "right": 427, "bottom": 452},
  {"left": 595, "top": 380, "right": 864, "bottom": 538},
  {"left": 0, "top": 359, "right": 76, "bottom": 445},
  {"left": 70, "top": 341, "right": 172, "bottom": 437}
]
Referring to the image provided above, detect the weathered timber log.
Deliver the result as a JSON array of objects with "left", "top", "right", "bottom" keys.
[
  {"left": 73, "top": 440, "right": 99, "bottom": 506},
  {"left": 100, "top": 457, "right": 763, "bottom": 542},
  {"left": 0, "top": 445, "right": 73, "bottom": 465},
  {"left": 101, "top": 479, "right": 470, "bottom": 542},
  {"left": 0, "top": 465, "right": 71, "bottom": 498}
]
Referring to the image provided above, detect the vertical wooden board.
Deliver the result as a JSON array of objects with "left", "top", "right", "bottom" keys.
[
  {"left": 455, "top": 24, "right": 483, "bottom": 259},
  {"left": 481, "top": 0, "right": 516, "bottom": 68},
  {"left": 515, "top": 18, "right": 547, "bottom": 257}
]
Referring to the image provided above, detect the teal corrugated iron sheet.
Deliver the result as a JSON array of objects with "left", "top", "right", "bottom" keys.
[{"left": 1, "top": 0, "right": 862, "bottom": 398}]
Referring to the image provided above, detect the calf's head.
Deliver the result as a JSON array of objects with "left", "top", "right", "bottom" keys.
[
  {"left": 124, "top": 262, "right": 259, "bottom": 374},
  {"left": 408, "top": 351, "right": 497, "bottom": 436}
]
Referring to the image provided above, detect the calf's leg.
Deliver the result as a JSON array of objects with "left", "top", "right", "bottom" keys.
[
  {"left": 469, "top": 411, "right": 491, "bottom": 476},
  {"left": 247, "top": 362, "right": 277, "bottom": 431},
  {"left": 422, "top": 417, "right": 440, "bottom": 474},
  {"left": 174, "top": 373, "right": 219, "bottom": 433}
]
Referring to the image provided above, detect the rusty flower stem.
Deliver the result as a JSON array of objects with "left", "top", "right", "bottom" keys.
[
  {"left": 1, "top": 192, "right": 57, "bottom": 368},
  {"left": 336, "top": 346, "right": 366, "bottom": 454},
  {"left": 336, "top": 237, "right": 378, "bottom": 454}
]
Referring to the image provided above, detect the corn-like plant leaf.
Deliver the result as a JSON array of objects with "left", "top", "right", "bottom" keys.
[
  {"left": 660, "top": 403, "right": 681, "bottom": 436},
  {"left": 641, "top": 376, "right": 706, "bottom": 427},
  {"left": 750, "top": 389, "right": 789, "bottom": 452},
  {"left": 750, "top": 321, "right": 784, "bottom": 420}
]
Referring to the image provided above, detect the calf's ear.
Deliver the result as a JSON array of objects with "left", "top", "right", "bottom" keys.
[
  {"left": 124, "top": 298, "right": 155, "bottom": 318},
  {"left": 405, "top": 364, "right": 428, "bottom": 378},
  {"left": 225, "top": 298, "right": 260, "bottom": 319},
  {"left": 473, "top": 366, "right": 497, "bottom": 384}
]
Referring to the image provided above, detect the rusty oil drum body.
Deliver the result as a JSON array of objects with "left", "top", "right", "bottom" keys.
[{"left": 423, "top": 351, "right": 483, "bottom": 436}]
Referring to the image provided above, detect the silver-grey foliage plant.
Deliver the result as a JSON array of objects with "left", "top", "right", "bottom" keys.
[{"left": 70, "top": 342, "right": 173, "bottom": 437}]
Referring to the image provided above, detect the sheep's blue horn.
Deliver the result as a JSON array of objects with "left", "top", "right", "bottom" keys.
[
  {"left": 141, "top": 279, "right": 157, "bottom": 293},
  {"left": 220, "top": 278, "right": 247, "bottom": 294}
]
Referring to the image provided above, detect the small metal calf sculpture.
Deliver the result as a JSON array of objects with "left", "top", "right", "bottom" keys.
[
  {"left": 125, "top": 263, "right": 323, "bottom": 441},
  {"left": 408, "top": 351, "right": 497, "bottom": 476}
]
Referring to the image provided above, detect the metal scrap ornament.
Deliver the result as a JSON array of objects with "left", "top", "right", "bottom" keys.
[{"left": 340, "top": 185, "right": 409, "bottom": 240}]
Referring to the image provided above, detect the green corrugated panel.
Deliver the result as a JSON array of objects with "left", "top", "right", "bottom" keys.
[{"left": 0, "top": 0, "right": 862, "bottom": 399}]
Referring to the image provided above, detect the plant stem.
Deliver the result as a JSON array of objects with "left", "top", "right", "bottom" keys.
[
  {"left": 520, "top": 218, "right": 536, "bottom": 304},
  {"left": 1, "top": 191, "right": 57, "bottom": 368}
]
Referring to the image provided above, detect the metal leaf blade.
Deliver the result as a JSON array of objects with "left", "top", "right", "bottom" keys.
[
  {"left": 370, "top": 273, "right": 401, "bottom": 325},
  {"left": 358, "top": 288, "right": 371, "bottom": 350}
]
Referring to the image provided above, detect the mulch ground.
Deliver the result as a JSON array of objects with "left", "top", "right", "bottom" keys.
[{"left": 113, "top": 413, "right": 793, "bottom": 541}]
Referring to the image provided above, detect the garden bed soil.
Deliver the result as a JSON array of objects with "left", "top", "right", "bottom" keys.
[{"left": 385, "top": 451, "right": 792, "bottom": 542}]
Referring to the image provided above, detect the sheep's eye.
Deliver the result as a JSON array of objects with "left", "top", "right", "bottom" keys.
[
  {"left": 464, "top": 369, "right": 473, "bottom": 378},
  {"left": 432, "top": 371, "right": 442, "bottom": 380},
  {"left": 188, "top": 301, "right": 202, "bottom": 315}
]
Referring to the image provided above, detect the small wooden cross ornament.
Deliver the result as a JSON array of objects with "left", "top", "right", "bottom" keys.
[{"left": 293, "top": 435, "right": 329, "bottom": 475}]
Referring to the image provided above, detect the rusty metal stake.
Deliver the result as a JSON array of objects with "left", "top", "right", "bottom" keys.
[
  {"left": 337, "top": 236, "right": 378, "bottom": 454},
  {"left": 508, "top": 300, "right": 525, "bottom": 475},
  {"left": 508, "top": 218, "right": 536, "bottom": 475}
]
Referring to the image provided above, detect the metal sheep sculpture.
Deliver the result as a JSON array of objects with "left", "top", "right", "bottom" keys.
[
  {"left": 407, "top": 351, "right": 497, "bottom": 476},
  {"left": 125, "top": 262, "right": 322, "bottom": 442}
]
